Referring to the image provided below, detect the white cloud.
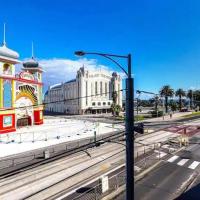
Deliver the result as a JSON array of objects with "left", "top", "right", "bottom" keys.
[
  {"left": 189, "top": 86, "right": 197, "bottom": 90},
  {"left": 16, "top": 58, "right": 126, "bottom": 91}
]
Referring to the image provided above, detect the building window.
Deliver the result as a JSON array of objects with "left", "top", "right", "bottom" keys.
[
  {"left": 3, "top": 115, "right": 12, "bottom": 127},
  {"left": 86, "top": 81, "right": 88, "bottom": 105},
  {"left": 103, "top": 102, "right": 106, "bottom": 105},
  {"left": 3, "top": 64, "right": 12, "bottom": 75},
  {"left": 95, "top": 81, "right": 98, "bottom": 95},
  {"left": 108, "top": 102, "right": 111, "bottom": 105},
  {"left": 109, "top": 82, "right": 112, "bottom": 99},
  {"left": 3, "top": 80, "right": 12, "bottom": 108},
  {"left": 105, "top": 82, "right": 107, "bottom": 96},
  {"left": 98, "top": 102, "right": 101, "bottom": 106},
  {"left": 92, "top": 102, "right": 96, "bottom": 106},
  {"left": 100, "top": 81, "right": 102, "bottom": 96}
]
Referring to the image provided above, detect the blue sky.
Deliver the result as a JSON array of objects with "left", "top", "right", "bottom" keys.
[{"left": 1, "top": 0, "right": 200, "bottom": 95}]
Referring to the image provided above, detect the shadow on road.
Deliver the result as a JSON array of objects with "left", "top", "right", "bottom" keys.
[{"left": 175, "top": 182, "right": 200, "bottom": 200}]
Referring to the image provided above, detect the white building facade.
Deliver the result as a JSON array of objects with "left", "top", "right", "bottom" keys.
[{"left": 44, "top": 67, "right": 122, "bottom": 114}]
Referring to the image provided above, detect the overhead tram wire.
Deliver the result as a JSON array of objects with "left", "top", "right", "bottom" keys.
[
  {"left": 0, "top": 131, "right": 126, "bottom": 178},
  {"left": 0, "top": 88, "right": 126, "bottom": 112}
]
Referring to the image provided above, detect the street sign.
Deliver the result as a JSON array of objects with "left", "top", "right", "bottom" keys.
[{"left": 101, "top": 175, "right": 109, "bottom": 193}]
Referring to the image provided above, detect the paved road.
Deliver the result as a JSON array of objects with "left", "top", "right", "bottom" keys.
[
  {"left": 45, "top": 113, "right": 200, "bottom": 134},
  {"left": 135, "top": 133, "right": 200, "bottom": 200},
  {"left": 141, "top": 115, "right": 200, "bottom": 131}
]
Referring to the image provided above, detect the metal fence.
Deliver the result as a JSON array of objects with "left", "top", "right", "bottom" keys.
[
  {"left": 0, "top": 131, "right": 125, "bottom": 173},
  {"left": 71, "top": 170, "right": 126, "bottom": 200}
]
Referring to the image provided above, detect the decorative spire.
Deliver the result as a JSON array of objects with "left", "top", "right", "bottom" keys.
[
  {"left": 3, "top": 23, "right": 6, "bottom": 46},
  {"left": 32, "top": 41, "right": 34, "bottom": 59}
]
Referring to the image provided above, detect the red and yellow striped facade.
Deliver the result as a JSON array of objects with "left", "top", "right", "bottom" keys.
[{"left": 0, "top": 58, "right": 44, "bottom": 134}]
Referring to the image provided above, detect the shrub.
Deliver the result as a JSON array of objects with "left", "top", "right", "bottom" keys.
[{"left": 151, "top": 110, "right": 163, "bottom": 117}]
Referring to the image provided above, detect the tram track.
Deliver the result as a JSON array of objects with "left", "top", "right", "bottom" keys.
[
  {"left": 0, "top": 130, "right": 125, "bottom": 178},
  {"left": 0, "top": 143, "right": 122, "bottom": 186},
  {"left": 0, "top": 143, "right": 125, "bottom": 200}
]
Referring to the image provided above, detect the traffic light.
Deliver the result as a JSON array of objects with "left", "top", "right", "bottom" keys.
[{"left": 134, "top": 123, "right": 144, "bottom": 134}]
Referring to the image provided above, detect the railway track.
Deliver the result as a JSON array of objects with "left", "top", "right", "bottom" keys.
[
  {"left": 0, "top": 130, "right": 125, "bottom": 178},
  {"left": 0, "top": 143, "right": 125, "bottom": 200}
]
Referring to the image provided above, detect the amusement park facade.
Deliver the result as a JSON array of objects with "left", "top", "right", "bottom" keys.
[{"left": 0, "top": 39, "right": 43, "bottom": 134}]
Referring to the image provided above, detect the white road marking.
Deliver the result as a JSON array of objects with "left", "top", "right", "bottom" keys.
[
  {"left": 167, "top": 155, "right": 179, "bottom": 163},
  {"left": 162, "top": 144, "right": 170, "bottom": 149},
  {"left": 154, "top": 150, "right": 167, "bottom": 158},
  {"left": 177, "top": 159, "right": 189, "bottom": 166},
  {"left": 188, "top": 161, "right": 200, "bottom": 169},
  {"left": 134, "top": 166, "right": 141, "bottom": 172}
]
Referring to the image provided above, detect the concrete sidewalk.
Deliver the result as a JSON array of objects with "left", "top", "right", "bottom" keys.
[{"left": 142, "top": 112, "right": 193, "bottom": 123}]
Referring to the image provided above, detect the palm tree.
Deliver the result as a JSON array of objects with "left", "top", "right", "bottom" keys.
[
  {"left": 175, "top": 88, "right": 186, "bottom": 111},
  {"left": 159, "top": 85, "right": 174, "bottom": 113},
  {"left": 154, "top": 95, "right": 159, "bottom": 113},
  {"left": 169, "top": 100, "right": 178, "bottom": 112},
  {"left": 187, "top": 90, "right": 193, "bottom": 109},
  {"left": 111, "top": 103, "right": 121, "bottom": 116},
  {"left": 112, "top": 91, "right": 118, "bottom": 105},
  {"left": 111, "top": 91, "right": 118, "bottom": 116}
]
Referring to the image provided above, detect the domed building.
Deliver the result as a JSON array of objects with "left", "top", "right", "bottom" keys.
[
  {"left": 0, "top": 26, "right": 44, "bottom": 133},
  {"left": 44, "top": 66, "right": 122, "bottom": 114}
]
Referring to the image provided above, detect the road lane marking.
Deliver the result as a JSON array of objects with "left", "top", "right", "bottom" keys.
[
  {"left": 167, "top": 155, "right": 179, "bottom": 163},
  {"left": 188, "top": 161, "right": 200, "bottom": 169},
  {"left": 154, "top": 150, "right": 167, "bottom": 158},
  {"left": 134, "top": 166, "right": 141, "bottom": 172},
  {"left": 177, "top": 159, "right": 189, "bottom": 166}
]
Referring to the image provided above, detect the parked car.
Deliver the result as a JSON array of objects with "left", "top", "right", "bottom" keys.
[{"left": 180, "top": 108, "right": 188, "bottom": 112}]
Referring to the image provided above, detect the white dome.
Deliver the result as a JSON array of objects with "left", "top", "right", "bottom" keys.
[{"left": 0, "top": 44, "right": 19, "bottom": 59}]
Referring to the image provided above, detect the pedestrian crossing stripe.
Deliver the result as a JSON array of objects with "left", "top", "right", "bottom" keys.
[
  {"left": 188, "top": 161, "right": 200, "bottom": 169},
  {"left": 177, "top": 159, "right": 189, "bottom": 166},
  {"left": 167, "top": 155, "right": 200, "bottom": 170},
  {"left": 167, "top": 155, "right": 179, "bottom": 163}
]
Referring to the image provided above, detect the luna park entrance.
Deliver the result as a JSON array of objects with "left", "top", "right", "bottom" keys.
[{"left": 17, "top": 117, "right": 32, "bottom": 127}]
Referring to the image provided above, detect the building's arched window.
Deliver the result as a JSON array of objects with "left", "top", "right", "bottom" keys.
[
  {"left": 100, "top": 81, "right": 102, "bottom": 96},
  {"left": 3, "top": 64, "right": 12, "bottom": 75},
  {"left": 105, "top": 82, "right": 107, "bottom": 96},
  {"left": 95, "top": 81, "right": 98, "bottom": 95}
]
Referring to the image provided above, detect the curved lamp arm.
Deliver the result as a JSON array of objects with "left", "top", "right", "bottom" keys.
[{"left": 75, "top": 51, "right": 128, "bottom": 77}]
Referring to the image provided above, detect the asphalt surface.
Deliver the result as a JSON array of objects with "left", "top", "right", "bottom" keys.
[
  {"left": 45, "top": 112, "right": 200, "bottom": 131},
  {"left": 141, "top": 114, "right": 200, "bottom": 131},
  {"left": 134, "top": 133, "right": 200, "bottom": 200}
]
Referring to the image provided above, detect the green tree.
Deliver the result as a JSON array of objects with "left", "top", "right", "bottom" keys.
[
  {"left": 159, "top": 85, "right": 174, "bottom": 113},
  {"left": 149, "top": 96, "right": 160, "bottom": 115},
  {"left": 112, "top": 91, "right": 118, "bottom": 104},
  {"left": 154, "top": 95, "right": 159, "bottom": 113},
  {"left": 193, "top": 90, "right": 200, "bottom": 108},
  {"left": 175, "top": 88, "right": 186, "bottom": 111},
  {"left": 169, "top": 100, "right": 178, "bottom": 112},
  {"left": 111, "top": 103, "right": 121, "bottom": 116},
  {"left": 187, "top": 89, "right": 193, "bottom": 109}
]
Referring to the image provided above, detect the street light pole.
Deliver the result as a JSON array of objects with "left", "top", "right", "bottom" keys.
[
  {"left": 74, "top": 51, "right": 134, "bottom": 200},
  {"left": 126, "top": 54, "right": 134, "bottom": 200}
]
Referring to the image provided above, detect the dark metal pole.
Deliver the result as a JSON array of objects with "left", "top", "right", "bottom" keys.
[{"left": 125, "top": 54, "right": 134, "bottom": 200}]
